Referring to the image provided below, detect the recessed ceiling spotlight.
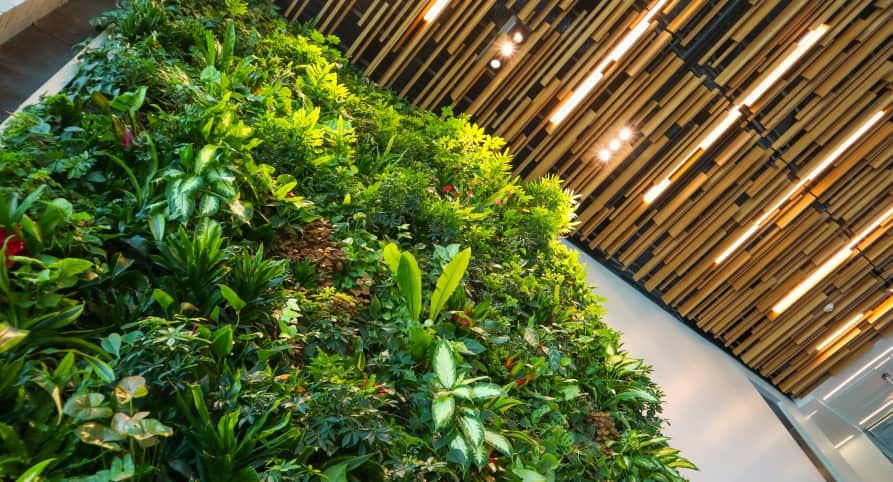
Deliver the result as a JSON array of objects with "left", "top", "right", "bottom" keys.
[
  {"left": 512, "top": 31, "right": 524, "bottom": 44},
  {"left": 618, "top": 127, "right": 633, "bottom": 141},
  {"left": 500, "top": 41, "right": 515, "bottom": 57},
  {"left": 598, "top": 149, "right": 611, "bottom": 162},
  {"left": 608, "top": 139, "right": 622, "bottom": 151},
  {"left": 489, "top": 58, "right": 502, "bottom": 69}
]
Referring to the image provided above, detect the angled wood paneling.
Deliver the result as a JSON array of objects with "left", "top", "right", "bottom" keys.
[{"left": 281, "top": 0, "right": 893, "bottom": 397}]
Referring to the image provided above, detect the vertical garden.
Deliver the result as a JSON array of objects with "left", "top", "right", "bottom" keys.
[{"left": 0, "top": 1, "right": 694, "bottom": 480}]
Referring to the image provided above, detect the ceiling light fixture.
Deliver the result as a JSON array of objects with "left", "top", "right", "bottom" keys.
[
  {"left": 772, "top": 205, "right": 893, "bottom": 316},
  {"left": 642, "top": 25, "right": 828, "bottom": 205},
  {"left": 833, "top": 434, "right": 855, "bottom": 449},
  {"left": 860, "top": 398, "right": 893, "bottom": 426},
  {"left": 619, "top": 127, "right": 633, "bottom": 141},
  {"left": 512, "top": 31, "right": 524, "bottom": 44},
  {"left": 715, "top": 110, "right": 886, "bottom": 264},
  {"left": 816, "top": 313, "right": 864, "bottom": 352},
  {"left": 500, "top": 41, "right": 515, "bottom": 57},
  {"left": 823, "top": 347, "right": 893, "bottom": 401},
  {"left": 549, "top": 0, "right": 670, "bottom": 125},
  {"left": 423, "top": 0, "right": 451, "bottom": 23},
  {"left": 598, "top": 149, "right": 611, "bottom": 162},
  {"left": 608, "top": 139, "right": 622, "bottom": 151},
  {"left": 489, "top": 58, "right": 502, "bottom": 69}
]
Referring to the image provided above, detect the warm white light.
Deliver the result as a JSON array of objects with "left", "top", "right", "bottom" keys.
[
  {"left": 549, "top": 0, "right": 670, "bottom": 125},
  {"left": 816, "top": 314, "right": 864, "bottom": 351},
  {"left": 741, "top": 25, "right": 829, "bottom": 107},
  {"left": 423, "top": 0, "right": 450, "bottom": 22},
  {"left": 489, "top": 58, "right": 502, "bottom": 69},
  {"left": 714, "top": 110, "right": 886, "bottom": 264},
  {"left": 772, "top": 205, "right": 893, "bottom": 315},
  {"left": 619, "top": 128, "right": 633, "bottom": 141},
  {"left": 608, "top": 139, "right": 622, "bottom": 151},
  {"left": 805, "top": 409, "right": 818, "bottom": 419},
  {"left": 598, "top": 149, "right": 611, "bottom": 162},
  {"left": 834, "top": 435, "right": 855, "bottom": 449},
  {"left": 860, "top": 398, "right": 893, "bottom": 426},
  {"left": 823, "top": 347, "right": 893, "bottom": 400},
  {"left": 644, "top": 178, "right": 671, "bottom": 204},
  {"left": 512, "top": 31, "right": 524, "bottom": 44},
  {"left": 641, "top": 25, "right": 829, "bottom": 205},
  {"left": 500, "top": 41, "right": 515, "bottom": 57},
  {"left": 698, "top": 108, "right": 742, "bottom": 149}
]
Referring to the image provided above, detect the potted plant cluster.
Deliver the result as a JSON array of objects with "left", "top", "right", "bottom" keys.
[{"left": 0, "top": 1, "right": 695, "bottom": 480}]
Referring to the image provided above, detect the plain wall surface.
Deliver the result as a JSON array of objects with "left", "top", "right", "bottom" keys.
[{"left": 569, "top": 243, "right": 824, "bottom": 482}]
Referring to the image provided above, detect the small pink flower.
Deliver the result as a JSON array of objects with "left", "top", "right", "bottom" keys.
[
  {"left": 123, "top": 129, "right": 133, "bottom": 149},
  {"left": 494, "top": 198, "right": 502, "bottom": 205},
  {"left": 287, "top": 192, "right": 296, "bottom": 198}
]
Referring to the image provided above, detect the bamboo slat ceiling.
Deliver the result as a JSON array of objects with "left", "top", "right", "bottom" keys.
[{"left": 279, "top": 0, "right": 893, "bottom": 398}]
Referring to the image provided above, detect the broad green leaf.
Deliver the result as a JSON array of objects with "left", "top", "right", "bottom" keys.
[
  {"left": 459, "top": 415, "right": 484, "bottom": 448},
  {"left": 607, "top": 388, "right": 658, "bottom": 406},
  {"left": 451, "top": 386, "right": 472, "bottom": 399},
  {"left": 64, "top": 393, "right": 112, "bottom": 421},
  {"left": 432, "top": 395, "right": 455, "bottom": 430},
  {"left": 447, "top": 434, "right": 470, "bottom": 468},
  {"left": 0, "top": 323, "right": 28, "bottom": 353},
  {"left": 195, "top": 145, "right": 219, "bottom": 174},
  {"left": 15, "top": 458, "right": 55, "bottom": 482},
  {"left": 484, "top": 430, "right": 513, "bottom": 456},
  {"left": 469, "top": 383, "right": 502, "bottom": 400},
  {"left": 396, "top": 252, "right": 422, "bottom": 321},
  {"left": 511, "top": 467, "right": 547, "bottom": 482},
  {"left": 101, "top": 333, "right": 122, "bottom": 358},
  {"left": 232, "top": 467, "right": 261, "bottom": 482},
  {"left": 77, "top": 422, "right": 123, "bottom": 450},
  {"left": 219, "top": 284, "right": 247, "bottom": 311},
  {"left": 84, "top": 356, "right": 116, "bottom": 384},
  {"left": 110, "top": 86, "right": 147, "bottom": 114},
  {"left": 433, "top": 341, "right": 456, "bottom": 389},
  {"left": 211, "top": 325, "right": 234, "bottom": 359},
  {"left": 429, "top": 247, "right": 470, "bottom": 321},
  {"left": 407, "top": 320, "right": 433, "bottom": 359},
  {"left": 382, "top": 243, "right": 400, "bottom": 274},
  {"left": 152, "top": 289, "right": 174, "bottom": 312},
  {"left": 148, "top": 213, "right": 165, "bottom": 241},
  {"left": 115, "top": 376, "right": 149, "bottom": 404},
  {"left": 322, "top": 462, "right": 348, "bottom": 482}
]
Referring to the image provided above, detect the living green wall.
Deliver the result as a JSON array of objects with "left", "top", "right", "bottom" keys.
[{"left": 0, "top": 1, "right": 694, "bottom": 480}]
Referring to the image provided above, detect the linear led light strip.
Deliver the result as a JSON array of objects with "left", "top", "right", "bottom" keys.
[
  {"left": 823, "top": 346, "right": 893, "bottom": 400},
  {"left": 549, "top": 0, "right": 671, "bottom": 125},
  {"left": 833, "top": 434, "right": 855, "bottom": 449},
  {"left": 715, "top": 110, "right": 886, "bottom": 264},
  {"left": 771, "top": 204, "right": 893, "bottom": 316},
  {"left": 860, "top": 398, "right": 893, "bottom": 426},
  {"left": 643, "top": 25, "right": 829, "bottom": 205},
  {"left": 816, "top": 293, "right": 893, "bottom": 352},
  {"left": 423, "top": 0, "right": 451, "bottom": 22}
]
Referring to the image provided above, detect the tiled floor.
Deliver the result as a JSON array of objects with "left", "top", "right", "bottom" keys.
[{"left": 0, "top": 0, "right": 115, "bottom": 122}]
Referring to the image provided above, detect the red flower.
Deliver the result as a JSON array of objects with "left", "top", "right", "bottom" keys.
[
  {"left": 287, "top": 192, "right": 296, "bottom": 198},
  {"left": 444, "top": 185, "right": 452, "bottom": 192},
  {"left": 494, "top": 198, "right": 502, "bottom": 205},
  {"left": 123, "top": 129, "right": 133, "bottom": 149},
  {"left": 453, "top": 190, "right": 460, "bottom": 197},
  {"left": 0, "top": 226, "right": 25, "bottom": 268}
]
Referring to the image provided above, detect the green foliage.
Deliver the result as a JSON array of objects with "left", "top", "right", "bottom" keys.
[{"left": 0, "top": 1, "right": 693, "bottom": 480}]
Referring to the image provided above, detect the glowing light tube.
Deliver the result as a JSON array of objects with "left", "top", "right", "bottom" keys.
[
  {"left": 642, "top": 25, "right": 828, "bottom": 205},
  {"left": 823, "top": 347, "right": 893, "bottom": 400},
  {"left": 860, "top": 398, "right": 893, "bottom": 426},
  {"left": 715, "top": 111, "right": 886, "bottom": 264},
  {"left": 549, "top": 0, "right": 670, "bottom": 125},
  {"left": 816, "top": 314, "right": 864, "bottom": 351},
  {"left": 423, "top": 0, "right": 450, "bottom": 22},
  {"left": 772, "top": 205, "right": 893, "bottom": 316}
]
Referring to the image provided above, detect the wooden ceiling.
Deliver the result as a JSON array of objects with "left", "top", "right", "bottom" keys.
[{"left": 279, "top": 0, "right": 893, "bottom": 397}]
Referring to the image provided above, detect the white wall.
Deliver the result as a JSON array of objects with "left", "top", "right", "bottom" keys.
[{"left": 568, "top": 243, "right": 824, "bottom": 482}]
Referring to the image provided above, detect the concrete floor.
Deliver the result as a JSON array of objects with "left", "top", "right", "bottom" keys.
[{"left": 0, "top": 0, "right": 115, "bottom": 121}]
